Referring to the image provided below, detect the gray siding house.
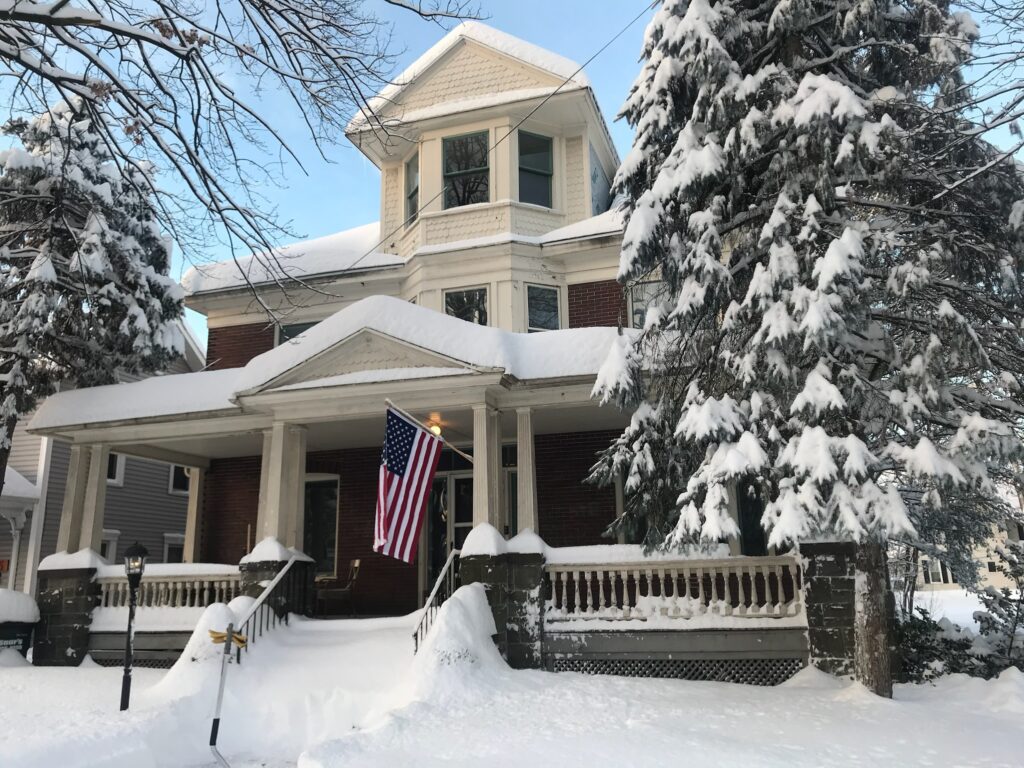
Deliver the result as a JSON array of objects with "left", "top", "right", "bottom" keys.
[{"left": 0, "top": 324, "right": 205, "bottom": 593}]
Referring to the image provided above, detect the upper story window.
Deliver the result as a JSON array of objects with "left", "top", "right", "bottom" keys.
[
  {"left": 527, "top": 284, "right": 559, "bottom": 332},
  {"left": 519, "top": 131, "right": 553, "bottom": 208},
  {"left": 629, "top": 281, "right": 663, "bottom": 329},
  {"left": 445, "top": 287, "right": 488, "bottom": 326},
  {"left": 277, "top": 321, "right": 318, "bottom": 346},
  {"left": 169, "top": 465, "right": 190, "bottom": 495},
  {"left": 443, "top": 132, "right": 489, "bottom": 209},
  {"left": 405, "top": 152, "right": 419, "bottom": 224}
]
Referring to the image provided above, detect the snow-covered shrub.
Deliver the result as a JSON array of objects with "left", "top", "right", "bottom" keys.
[
  {"left": 974, "top": 541, "right": 1024, "bottom": 674},
  {"left": 895, "top": 608, "right": 985, "bottom": 683}
]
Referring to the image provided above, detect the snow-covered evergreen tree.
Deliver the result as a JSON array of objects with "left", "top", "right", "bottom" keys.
[
  {"left": 0, "top": 102, "right": 184, "bottom": 493},
  {"left": 975, "top": 541, "right": 1024, "bottom": 672},
  {"left": 592, "top": 0, "right": 1024, "bottom": 581}
]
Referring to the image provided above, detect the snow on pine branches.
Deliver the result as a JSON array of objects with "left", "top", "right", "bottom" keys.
[
  {"left": 0, "top": 103, "right": 183, "bottom": 458},
  {"left": 593, "top": 0, "right": 1024, "bottom": 577}
]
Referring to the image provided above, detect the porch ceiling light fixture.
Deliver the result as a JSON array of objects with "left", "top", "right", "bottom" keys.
[
  {"left": 120, "top": 541, "right": 148, "bottom": 711},
  {"left": 429, "top": 423, "right": 443, "bottom": 437}
]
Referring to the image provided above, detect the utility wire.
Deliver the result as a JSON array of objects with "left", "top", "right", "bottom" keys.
[{"left": 339, "top": 0, "right": 656, "bottom": 273}]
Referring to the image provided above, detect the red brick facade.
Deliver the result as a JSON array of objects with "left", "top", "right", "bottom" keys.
[
  {"left": 206, "top": 323, "right": 275, "bottom": 370},
  {"left": 567, "top": 280, "right": 624, "bottom": 328},
  {"left": 201, "top": 456, "right": 261, "bottom": 564},
  {"left": 535, "top": 430, "right": 619, "bottom": 547}
]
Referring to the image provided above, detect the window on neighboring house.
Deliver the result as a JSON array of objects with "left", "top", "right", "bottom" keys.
[
  {"left": 930, "top": 560, "right": 944, "bottom": 583},
  {"left": 921, "top": 560, "right": 931, "bottom": 584},
  {"left": 443, "top": 132, "right": 489, "bottom": 209},
  {"left": 163, "top": 533, "right": 185, "bottom": 564},
  {"left": 445, "top": 287, "right": 488, "bottom": 326},
  {"left": 527, "top": 284, "right": 559, "bottom": 332},
  {"left": 168, "top": 465, "right": 190, "bottom": 495},
  {"left": 629, "top": 281, "right": 663, "bottom": 329},
  {"left": 405, "top": 152, "right": 420, "bottom": 224},
  {"left": 518, "top": 131, "right": 553, "bottom": 208},
  {"left": 106, "top": 453, "right": 125, "bottom": 486},
  {"left": 100, "top": 529, "right": 120, "bottom": 561},
  {"left": 276, "top": 321, "right": 319, "bottom": 346},
  {"left": 988, "top": 561, "right": 998, "bottom": 573}
]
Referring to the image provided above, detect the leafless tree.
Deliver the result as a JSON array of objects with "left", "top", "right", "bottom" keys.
[{"left": 0, "top": 0, "right": 476, "bottom": 313}]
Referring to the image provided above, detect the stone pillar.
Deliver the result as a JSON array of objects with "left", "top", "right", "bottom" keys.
[
  {"left": 33, "top": 566, "right": 98, "bottom": 666},
  {"left": 55, "top": 445, "right": 91, "bottom": 553},
  {"left": 256, "top": 422, "right": 307, "bottom": 545},
  {"left": 515, "top": 408, "right": 539, "bottom": 533},
  {"left": 802, "top": 541, "right": 857, "bottom": 677},
  {"left": 78, "top": 444, "right": 110, "bottom": 553},
  {"left": 460, "top": 550, "right": 545, "bottom": 669},
  {"left": 183, "top": 466, "right": 205, "bottom": 563},
  {"left": 472, "top": 405, "right": 504, "bottom": 529}
]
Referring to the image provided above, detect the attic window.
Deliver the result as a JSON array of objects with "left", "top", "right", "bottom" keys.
[
  {"left": 405, "top": 152, "right": 419, "bottom": 224},
  {"left": 519, "top": 131, "right": 552, "bottom": 208},
  {"left": 443, "top": 132, "right": 489, "bottom": 209}
]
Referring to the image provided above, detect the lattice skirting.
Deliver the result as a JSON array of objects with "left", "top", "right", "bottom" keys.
[
  {"left": 548, "top": 656, "right": 805, "bottom": 686},
  {"left": 91, "top": 656, "right": 178, "bottom": 669}
]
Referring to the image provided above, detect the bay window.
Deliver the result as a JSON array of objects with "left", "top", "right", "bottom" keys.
[{"left": 443, "top": 132, "right": 489, "bottom": 209}]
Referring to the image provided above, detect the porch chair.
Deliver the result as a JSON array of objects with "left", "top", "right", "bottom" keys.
[{"left": 316, "top": 559, "right": 360, "bottom": 616}]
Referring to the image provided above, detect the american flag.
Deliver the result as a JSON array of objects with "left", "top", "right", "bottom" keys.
[{"left": 374, "top": 406, "right": 443, "bottom": 563}]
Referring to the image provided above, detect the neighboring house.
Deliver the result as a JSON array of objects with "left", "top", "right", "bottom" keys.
[
  {"left": 0, "top": 324, "right": 205, "bottom": 593},
  {"left": 28, "top": 23, "right": 780, "bottom": 618},
  {"left": 916, "top": 518, "right": 1024, "bottom": 593}
]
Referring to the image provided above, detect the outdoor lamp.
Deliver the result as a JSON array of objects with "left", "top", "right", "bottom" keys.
[
  {"left": 124, "top": 541, "right": 148, "bottom": 588},
  {"left": 120, "top": 541, "right": 148, "bottom": 711}
]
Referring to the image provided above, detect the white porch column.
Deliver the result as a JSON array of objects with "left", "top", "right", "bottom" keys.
[
  {"left": 255, "top": 429, "right": 273, "bottom": 540},
  {"left": 56, "top": 444, "right": 91, "bottom": 552},
  {"left": 78, "top": 444, "right": 110, "bottom": 553},
  {"left": 183, "top": 466, "right": 205, "bottom": 563},
  {"left": 472, "top": 404, "right": 504, "bottom": 529},
  {"left": 515, "top": 407, "right": 539, "bottom": 534},
  {"left": 284, "top": 426, "right": 307, "bottom": 551},
  {"left": 256, "top": 422, "right": 307, "bottom": 547}
]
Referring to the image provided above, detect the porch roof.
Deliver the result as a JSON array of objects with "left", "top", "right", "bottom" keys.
[{"left": 29, "top": 296, "right": 627, "bottom": 436}]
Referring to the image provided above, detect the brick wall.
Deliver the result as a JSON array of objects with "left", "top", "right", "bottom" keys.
[
  {"left": 307, "top": 449, "right": 419, "bottom": 616},
  {"left": 206, "top": 323, "right": 275, "bottom": 370},
  {"left": 535, "top": 430, "right": 618, "bottom": 547},
  {"left": 568, "top": 280, "right": 624, "bottom": 328},
  {"left": 201, "top": 456, "right": 261, "bottom": 564}
]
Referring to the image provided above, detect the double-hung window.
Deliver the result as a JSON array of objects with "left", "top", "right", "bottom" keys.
[
  {"left": 405, "top": 152, "right": 419, "bottom": 223},
  {"left": 445, "top": 287, "right": 488, "bottom": 326},
  {"left": 277, "top": 321, "right": 318, "bottom": 346},
  {"left": 443, "top": 132, "right": 489, "bottom": 209},
  {"left": 526, "top": 285, "right": 559, "bottom": 332},
  {"left": 629, "top": 281, "right": 663, "bottom": 329},
  {"left": 519, "top": 131, "right": 553, "bottom": 208}
]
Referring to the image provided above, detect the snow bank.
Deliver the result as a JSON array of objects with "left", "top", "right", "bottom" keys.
[
  {"left": 239, "top": 536, "right": 314, "bottom": 564},
  {"left": 0, "top": 646, "right": 30, "bottom": 667},
  {"left": 460, "top": 523, "right": 506, "bottom": 556},
  {"left": 0, "top": 588, "right": 39, "bottom": 623},
  {"left": 93, "top": 562, "right": 240, "bottom": 578},
  {"left": 38, "top": 548, "right": 106, "bottom": 571},
  {"left": 2, "top": 466, "right": 38, "bottom": 500},
  {"left": 90, "top": 606, "right": 207, "bottom": 633}
]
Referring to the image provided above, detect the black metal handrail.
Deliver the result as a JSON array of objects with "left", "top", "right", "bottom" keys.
[
  {"left": 413, "top": 548, "right": 460, "bottom": 653},
  {"left": 234, "top": 556, "right": 309, "bottom": 663}
]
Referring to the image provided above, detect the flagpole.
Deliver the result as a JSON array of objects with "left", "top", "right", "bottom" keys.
[{"left": 385, "top": 399, "right": 474, "bottom": 464}]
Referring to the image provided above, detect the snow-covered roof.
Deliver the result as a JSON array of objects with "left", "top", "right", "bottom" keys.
[
  {"left": 347, "top": 21, "right": 590, "bottom": 132},
  {"left": 540, "top": 205, "right": 625, "bottom": 244},
  {"left": 234, "top": 295, "right": 624, "bottom": 394},
  {"left": 29, "top": 297, "right": 627, "bottom": 433},
  {"left": 181, "top": 222, "right": 403, "bottom": 296},
  {"left": 30, "top": 368, "right": 240, "bottom": 432},
  {"left": 2, "top": 467, "right": 38, "bottom": 501}
]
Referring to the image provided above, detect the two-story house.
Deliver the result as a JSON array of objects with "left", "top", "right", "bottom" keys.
[{"left": 26, "top": 22, "right": 769, "bottom": 618}]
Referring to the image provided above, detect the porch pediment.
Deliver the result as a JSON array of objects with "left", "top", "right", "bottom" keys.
[{"left": 252, "top": 328, "right": 498, "bottom": 394}]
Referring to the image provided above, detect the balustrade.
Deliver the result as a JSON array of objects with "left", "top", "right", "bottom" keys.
[{"left": 96, "top": 568, "right": 241, "bottom": 610}]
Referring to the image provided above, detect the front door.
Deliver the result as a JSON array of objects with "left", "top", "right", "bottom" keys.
[{"left": 425, "top": 472, "right": 473, "bottom": 594}]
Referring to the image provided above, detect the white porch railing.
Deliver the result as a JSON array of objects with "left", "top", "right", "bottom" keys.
[
  {"left": 544, "top": 555, "right": 804, "bottom": 625},
  {"left": 96, "top": 564, "right": 242, "bottom": 609}
]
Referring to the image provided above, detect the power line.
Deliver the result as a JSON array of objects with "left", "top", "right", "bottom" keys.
[{"left": 339, "top": 1, "right": 656, "bottom": 273}]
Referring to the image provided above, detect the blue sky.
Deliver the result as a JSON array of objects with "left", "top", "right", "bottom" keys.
[{"left": 176, "top": 0, "right": 653, "bottom": 345}]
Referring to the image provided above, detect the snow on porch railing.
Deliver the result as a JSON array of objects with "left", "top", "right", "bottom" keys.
[
  {"left": 96, "top": 563, "right": 242, "bottom": 609},
  {"left": 544, "top": 555, "right": 804, "bottom": 625}
]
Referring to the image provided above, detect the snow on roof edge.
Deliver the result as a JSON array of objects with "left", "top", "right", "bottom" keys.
[{"left": 3, "top": 467, "right": 38, "bottom": 501}]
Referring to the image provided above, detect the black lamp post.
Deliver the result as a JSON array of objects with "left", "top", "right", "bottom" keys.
[{"left": 120, "top": 541, "right": 148, "bottom": 711}]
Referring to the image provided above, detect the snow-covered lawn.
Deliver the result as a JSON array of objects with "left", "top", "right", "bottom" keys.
[
  {"left": 2, "top": 586, "right": 1021, "bottom": 768},
  {"left": 915, "top": 588, "right": 986, "bottom": 632}
]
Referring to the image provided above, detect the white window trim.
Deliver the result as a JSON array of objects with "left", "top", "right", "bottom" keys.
[
  {"left": 443, "top": 284, "right": 490, "bottom": 327},
  {"left": 106, "top": 453, "right": 126, "bottom": 487},
  {"left": 163, "top": 532, "right": 185, "bottom": 563},
  {"left": 101, "top": 528, "right": 120, "bottom": 562},
  {"left": 525, "top": 283, "right": 561, "bottom": 333},
  {"left": 441, "top": 130, "right": 492, "bottom": 210},
  {"left": 168, "top": 464, "right": 190, "bottom": 496}
]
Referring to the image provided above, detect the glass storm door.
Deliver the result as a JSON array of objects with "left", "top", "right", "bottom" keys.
[{"left": 426, "top": 473, "right": 473, "bottom": 590}]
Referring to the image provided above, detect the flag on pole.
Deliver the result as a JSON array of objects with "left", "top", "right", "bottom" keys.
[{"left": 374, "top": 406, "right": 443, "bottom": 563}]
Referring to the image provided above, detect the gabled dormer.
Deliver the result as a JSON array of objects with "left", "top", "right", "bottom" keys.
[{"left": 346, "top": 22, "right": 618, "bottom": 259}]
